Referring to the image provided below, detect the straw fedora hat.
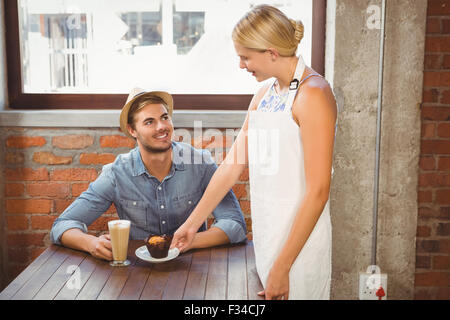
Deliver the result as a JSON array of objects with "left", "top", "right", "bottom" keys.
[{"left": 120, "top": 87, "right": 174, "bottom": 138}]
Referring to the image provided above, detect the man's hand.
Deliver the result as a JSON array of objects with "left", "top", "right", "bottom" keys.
[{"left": 87, "top": 234, "right": 113, "bottom": 261}]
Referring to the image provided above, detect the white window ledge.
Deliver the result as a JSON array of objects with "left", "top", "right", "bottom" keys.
[{"left": 0, "top": 110, "right": 247, "bottom": 128}]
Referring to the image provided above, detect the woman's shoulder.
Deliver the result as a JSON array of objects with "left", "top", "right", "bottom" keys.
[{"left": 293, "top": 73, "right": 337, "bottom": 124}]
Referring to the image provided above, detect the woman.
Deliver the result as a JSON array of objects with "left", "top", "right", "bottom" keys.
[{"left": 172, "top": 5, "right": 337, "bottom": 300}]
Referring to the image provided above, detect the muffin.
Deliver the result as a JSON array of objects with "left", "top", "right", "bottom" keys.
[{"left": 145, "top": 234, "right": 173, "bottom": 258}]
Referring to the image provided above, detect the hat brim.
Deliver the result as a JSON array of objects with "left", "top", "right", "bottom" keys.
[{"left": 120, "top": 91, "right": 173, "bottom": 139}]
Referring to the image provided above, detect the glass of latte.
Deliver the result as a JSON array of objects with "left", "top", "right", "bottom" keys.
[{"left": 108, "top": 220, "right": 131, "bottom": 267}]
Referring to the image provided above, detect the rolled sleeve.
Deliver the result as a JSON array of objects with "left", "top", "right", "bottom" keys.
[
  {"left": 50, "top": 164, "right": 116, "bottom": 245},
  {"left": 50, "top": 220, "right": 88, "bottom": 245},
  {"left": 211, "top": 218, "right": 247, "bottom": 244}
]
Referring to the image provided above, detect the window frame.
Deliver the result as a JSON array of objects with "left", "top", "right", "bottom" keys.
[{"left": 5, "top": 0, "right": 327, "bottom": 110}]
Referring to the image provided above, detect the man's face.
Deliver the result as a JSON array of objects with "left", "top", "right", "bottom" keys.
[{"left": 127, "top": 103, "right": 173, "bottom": 154}]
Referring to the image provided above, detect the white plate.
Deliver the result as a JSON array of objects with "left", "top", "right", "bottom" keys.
[{"left": 135, "top": 245, "right": 180, "bottom": 263}]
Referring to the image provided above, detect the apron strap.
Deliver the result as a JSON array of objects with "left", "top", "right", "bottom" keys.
[{"left": 284, "top": 55, "right": 306, "bottom": 112}]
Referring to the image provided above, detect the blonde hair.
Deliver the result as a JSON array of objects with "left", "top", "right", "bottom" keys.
[{"left": 232, "top": 5, "right": 304, "bottom": 57}]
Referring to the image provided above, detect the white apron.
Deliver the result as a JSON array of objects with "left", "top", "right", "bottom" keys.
[{"left": 248, "top": 56, "right": 332, "bottom": 300}]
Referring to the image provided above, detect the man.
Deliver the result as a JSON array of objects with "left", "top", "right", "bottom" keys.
[{"left": 50, "top": 88, "right": 247, "bottom": 261}]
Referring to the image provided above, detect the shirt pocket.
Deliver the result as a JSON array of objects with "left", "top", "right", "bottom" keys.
[
  {"left": 173, "top": 190, "right": 202, "bottom": 224},
  {"left": 119, "top": 199, "right": 147, "bottom": 229}
]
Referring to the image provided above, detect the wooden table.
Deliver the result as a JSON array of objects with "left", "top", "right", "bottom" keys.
[{"left": 0, "top": 240, "right": 264, "bottom": 300}]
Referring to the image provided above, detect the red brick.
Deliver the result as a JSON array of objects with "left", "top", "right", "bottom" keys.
[
  {"left": 32, "top": 152, "right": 72, "bottom": 165},
  {"left": 437, "top": 287, "right": 450, "bottom": 299},
  {"left": 444, "top": 55, "right": 450, "bottom": 69},
  {"left": 425, "top": 54, "right": 441, "bottom": 70},
  {"left": 443, "top": 18, "right": 450, "bottom": 34},
  {"left": 428, "top": 0, "right": 450, "bottom": 15},
  {"left": 239, "top": 167, "right": 249, "bottom": 181},
  {"left": 100, "top": 135, "right": 136, "bottom": 148},
  {"left": 418, "top": 190, "right": 432, "bottom": 204},
  {"left": 441, "top": 90, "right": 450, "bottom": 104},
  {"left": 8, "top": 248, "right": 31, "bottom": 264},
  {"left": 423, "top": 89, "right": 440, "bottom": 103},
  {"left": 421, "top": 123, "right": 436, "bottom": 138},
  {"left": 6, "top": 199, "right": 52, "bottom": 214},
  {"left": 54, "top": 199, "right": 74, "bottom": 214},
  {"left": 72, "top": 183, "right": 89, "bottom": 197},
  {"left": 5, "top": 152, "right": 25, "bottom": 164},
  {"left": 426, "top": 36, "right": 450, "bottom": 52},
  {"left": 104, "top": 204, "right": 117, "bottom": 215},
  {"left": 51, "top": 168, "right": 98, "bottom": 181},
  {"left": 52, "top": 134, "right": 94, "bottom": 149},
  {"left": 5, "top": 168, "right": 49, "bottom": 181},
  {"left": 437, "top": 123, "right": 450, "bottom": 138},
  {"left": 421, "top": 140, "right": 450, "bottom": 155},
  {"left": 437, "top": 222, "right": 450, "bottom": 236},
  {"left": 417, "top": 239, "right": 440, "bottom": 253},
  {"left": 30, "top": 247, "right": 46, "bottom": 261},
  {"left": 438, "top": 157, "right": 450, "bottom": 170},
  {"left": 427, "top": 17, "right": 441, "bottom": 33},
  {"left": 88, "top": 216, "right": 116, "bottom": 232},
  {"left": 7, "top": 233, "right": 46, "bottom": 247},
  {"left": 232, "top": 184, "right": 247, "bottom": 199},
  {"left": 439, "top": 239, "right": 450, "bottom": 253},
  {"left": 424, "top": 72, "right": 440, "bottom": 87},
  {"left": 245, "top": 217, "right": 252, "bottom": 232},
  {"left": 439, "top": 207, "right": 450, "bottom": 219},
  {"left": 79, "top": 153, "right": 116, "bottom": 165},
  {"left": 417, "top": 225, "right": 431, "bottom": 237},
  {"left": 414, "top": 288, "right": 434, "bottom": 300},
  {"left": 416, "top": 255, "right": 431, "bottom": 269},
  {"left": 31, "top": 215, "right": 57, "bottom": 230},
  {"left": 418, "top": 207, "right": 437, "bottom": 219},
  {"left": 239, "top": 200, "right": 251, "bottom": 214},
  {"left": 419, "top": 173, "right": 450, "bottom": 187},
  {"left": 26, "top": 183, "right": 70, "bottom": 198},
  {"left": 434, "top": 256, "right": 450, "bottom": 269},
  {"left": 415, "top": 272, "right": 450, "bottom": 287},
  {"left": 419, "top": 156, "right": 436, "bottom": 170},
  {"left": 421, "top": 106, "right": 450, "bottom": 121},
  {"left": 436, "top": 189, "right": 450, "bottom": 204},
  {"left": 6, "top": 215, "right": 29, "bottom": 231},
  {"left": 6, "top": 136, "right": 46, "bottom": 148},
  {"left": 5, "top": 183, "right": 25, "bottom": 197},
  {"left": 441, "top": 71, "right": 450, "bottom": 86}
]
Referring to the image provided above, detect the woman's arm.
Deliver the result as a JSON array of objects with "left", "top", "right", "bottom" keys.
[
  {"left": 262, "top": 80, "right": 337, "bottom": 300},
  {"left": 171, "top": 84, "right": 270, "bottom": 251}
]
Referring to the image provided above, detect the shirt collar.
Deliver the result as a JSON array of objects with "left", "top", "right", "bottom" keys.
[{"left": 131, "top": 142, "right": 186, "bottom": 177}]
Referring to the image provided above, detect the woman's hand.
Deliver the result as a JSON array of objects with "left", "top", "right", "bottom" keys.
[
  {"left": 171, "top": 222, "right": 198, "bottom": 252},
  {"left": 87, "top": 234, "right": 113, "bottom": 261},
  {"left": 257, "top": 263, "right": 290, "bottom": 300}
]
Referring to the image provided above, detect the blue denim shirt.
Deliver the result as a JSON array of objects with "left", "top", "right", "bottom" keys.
[{"left": 50, "top": 142, "right": 247, "bottom": 245}]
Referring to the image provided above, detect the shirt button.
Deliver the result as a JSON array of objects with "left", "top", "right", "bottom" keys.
[
  {"left": 188, "top": 200, "right": 192, "bottom": 205},
  {"left": 158, "top": 187, "right": 162, "bottom": 190},
  {"left": 160, "top": 205, "right": 165, "bottom": 209},
  {"left": 162, "top": 221, "right": 166, "bottom": 224},
  {"left": 133, "top": 202, "right": 137, "bottom": 206}
]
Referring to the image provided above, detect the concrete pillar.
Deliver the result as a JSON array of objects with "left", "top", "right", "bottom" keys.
[{"left": 327, "top": 0, "right": 426, "bottom": 299}]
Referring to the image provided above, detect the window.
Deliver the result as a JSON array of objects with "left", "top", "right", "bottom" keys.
[{"left": 5, "top": 0, "right": 326, "bottom": 110}]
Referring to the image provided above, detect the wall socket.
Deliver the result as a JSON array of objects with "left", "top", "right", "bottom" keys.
[{"left": 359, "top": 270, "right": 388, "bottom": 300}]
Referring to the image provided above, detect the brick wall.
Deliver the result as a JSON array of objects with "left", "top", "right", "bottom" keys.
[
  {"left": 415, "top": 0, "right": 450, "bottom": 300},
  {"left": 0, "top": 127, "right": 250, "bottom": 286}
]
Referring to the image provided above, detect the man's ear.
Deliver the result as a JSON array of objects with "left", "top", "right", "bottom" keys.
[{"left": 127, "top": 124, "right": 137, "bottom": 138}]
